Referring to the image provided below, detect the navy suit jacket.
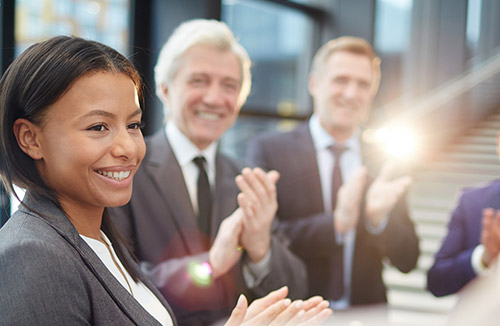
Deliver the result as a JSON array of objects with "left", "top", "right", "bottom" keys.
[
  {"left": 247, "top": 122, "right": 419, "bottom": 305},
  {"left": 109, "top": 129, "right": 307, "bottom": 326},
  {"left": 427, "top": 179, "right": 500, "bottom": 297}
]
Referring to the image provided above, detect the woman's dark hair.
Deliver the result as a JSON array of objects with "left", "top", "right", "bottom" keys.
[
  {"left": 0, "top": 35, "right": 142, "bottom": 202},
  {"left": 0, "top": 36, "right": 143, "bottom": 281}
]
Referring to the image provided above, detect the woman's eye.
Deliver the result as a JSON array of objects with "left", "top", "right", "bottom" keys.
[
  {"left": 128, "top": 121, "right": 145, "bottom": 130},
  {"left": 87, "top": 124, "right": 107, "bottom": 132}
]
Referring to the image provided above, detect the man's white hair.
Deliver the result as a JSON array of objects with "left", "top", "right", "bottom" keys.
[{"left": 154, "top": 19, "right": 252, "bottom": 110}]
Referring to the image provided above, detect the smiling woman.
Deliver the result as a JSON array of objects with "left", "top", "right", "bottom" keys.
[
  {"left": 23, "top": 72, "right": 146, "bottom": 225},
  {"left": 0, "top": 35, "right": 175, "bottom": 326}
]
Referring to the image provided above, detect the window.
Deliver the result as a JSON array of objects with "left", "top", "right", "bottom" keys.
[
  {"left": 221, "top": 0, "right": 319, "bottom": 159},
  {"left": 373, "top": 0, "right": 413, "bottom": 105},
  {"left": 15, "top": 0, "right": 130, "bottom": 55},
  {"left": 466, "top": 0, "right": 482, "bottom": 59},
  {"left": 222, "top": 0, "right": 316, "bottom": 116}
]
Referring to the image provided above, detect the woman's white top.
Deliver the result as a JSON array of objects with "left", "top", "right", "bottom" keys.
[{"left": 80, "top": 232, "right": 174, "bottom": 326}]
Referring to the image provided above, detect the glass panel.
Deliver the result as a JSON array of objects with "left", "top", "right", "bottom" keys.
[
  {"left": 15, "top": 0, "right": 130, "bottom": 56},
  {"left": 221, "top": 0, "right": 316, "bottom": 159},
  {"left": 374, "top": 0, "right": 413, "bottom": 53},
  {"left": 222, "top": 0, "right": 315, "bottom": 117},
  {"left": 466, "top": 0, "right": 482, "bottom": 58},
  {"left": 373, "top": 0, "right": 413, "bottom": 105}
]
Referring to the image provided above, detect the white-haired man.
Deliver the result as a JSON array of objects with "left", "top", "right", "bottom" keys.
[{"left": 109, "top": 19, "right": 307, "bottom": 326}]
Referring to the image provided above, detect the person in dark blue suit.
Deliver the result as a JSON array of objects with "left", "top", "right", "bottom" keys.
[{"left": 427, "top": 179, "right": 500, "bottom": 297}]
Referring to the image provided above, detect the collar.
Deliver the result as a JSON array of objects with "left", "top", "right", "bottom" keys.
[
  {"left": 308, "top": 114, "right": 361, "bottom": 154},
  {"left": 165, "top": 122, "right": 217, "bottom": 170}
]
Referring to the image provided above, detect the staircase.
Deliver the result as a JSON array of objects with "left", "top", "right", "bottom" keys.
[{"left": 383, "top": 111, "right": 500, "bottom": 325}]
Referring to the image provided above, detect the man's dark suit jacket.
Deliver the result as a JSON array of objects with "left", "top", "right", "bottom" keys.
[
  {"left": 247, "top": 122, "right": 419, "bottom": 305},
  {"left": 427, "top": 179, "right": 500, "bottom": 297},
  {"left": 109, "top": 129, "right": 307, "bottom": 326}
]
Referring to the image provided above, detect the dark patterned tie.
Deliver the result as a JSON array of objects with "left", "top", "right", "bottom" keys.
[
  {"left": 193, "top": 156, "right": 211, "bottom": 236},
  {"left": 330, "top": 144, "right": 347, "bottom": 301}
]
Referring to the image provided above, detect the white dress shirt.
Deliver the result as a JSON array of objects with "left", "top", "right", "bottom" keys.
[
  {"left": 166, "top": 122, "right": 217, "bottom": 216},
  {"left": 165, "top": 122, "right": 270, "bottom": 287},
  {"left": 472, "top": 244, "right": 490, "bottom": 275},
  {"left": 81, "top": 232, "right": 174, "bottom": 326},
  {"left": 309, "top": 115, "right": 389, "bottom": 310},
  {"left": 309, "top": 114, "right": 361, "bottom": 309}
]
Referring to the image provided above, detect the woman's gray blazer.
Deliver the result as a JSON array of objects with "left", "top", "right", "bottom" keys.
[{"left": 0, "top": 193, "right": 177, "bottom": 326}]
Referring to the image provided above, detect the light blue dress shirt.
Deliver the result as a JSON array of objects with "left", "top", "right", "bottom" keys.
[{"left": 309, "top": 115, "right": 388, "bottom": 309}]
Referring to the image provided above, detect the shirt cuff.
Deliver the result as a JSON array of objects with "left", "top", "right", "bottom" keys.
[
  {"left": 335, "top": 229, "right": 345, "bottom": 244},
  {"left": 242, "top": 250, "right": 272, "bottom": 288},
  {"left": 471, "top": 244, "right": 488, "bottom": 275},
  {"left": 365, "top": 214, "right": 389, "bottom": 235}
]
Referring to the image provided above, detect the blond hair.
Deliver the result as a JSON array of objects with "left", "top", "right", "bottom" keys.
[{"left": 311, "top": 36, "right": 381, "bottom": 93}]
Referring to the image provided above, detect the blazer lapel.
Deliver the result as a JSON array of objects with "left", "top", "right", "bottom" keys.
[
  {"left": 20, "top": 194, "right": 166, "bottom": 326},
  {"left": 145, "top": 131, "right": 206, "bottom": 254},
  {"left": 211, "top": 152, "right": 240, "bottom": 237},
  {"left": 292, "top": 123, "right": 325, "bottom": 213}
]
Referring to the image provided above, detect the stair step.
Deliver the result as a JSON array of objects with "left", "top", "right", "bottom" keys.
[
  {"left": 386, "top": 309, "right": 449, "bottom": 326},
  {"left": 466, "top": 128, "right": 499, "bottom": 138},
  {"left": 415, "top": 223, "right": 448, "bottom": 240},
  {"left": 383, "top": 267, "right": 426, "bottom": 290},
  {"left": 450, "top": 143, "right": 497, "bottom": 153},
  {"left": 329, "top": 305, "right": 450, "bottom": 325},
  {"left": 457, "top": 135, "right": 497, "bottom": 145},
  {"left": 409, "top": 209, "right": 451, "bottom": 225},
  {"left": 477, "top": 118, "right": 500, "bottom": 129},
  {"left": 429, "top": 161, "right": 500, "bottom": 174},
  {"left": 440, "top": 151, "right": 499, "bottom": 163},
  {"left": 387, "top": 289, "right": 457, "bottom": 314},
  {"left": 410, "top": 182, "right": 464, "bottom": 199},
  {"left": 413, "top": 170, "right": 499, "bottom": 185},
  {"left": 420, "top": 238, "right": 442, "bottom": 255},
  {"left": 408, "top": 197, "right": 455, "bottom": 211},
  {"left": 417, "top": 254, "right": 435, "bottom": 271}
]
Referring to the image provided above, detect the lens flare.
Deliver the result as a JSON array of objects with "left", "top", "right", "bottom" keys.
[
  {"left": 365, "top": 125, "right": 420, "bottom": 161},
  {"left": 187, "top": 261, "right": 213, "bottom": 287}
]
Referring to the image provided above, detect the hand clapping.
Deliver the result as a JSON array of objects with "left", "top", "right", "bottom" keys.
[
  {"left": 225, "top": 286, "right": 332, "bottom": 326},
  {"left": 365, "top": 161, "right": 412, "bottom": 227},
  {"left": 235, "top": 167, "right": 280, "bottom": 263}
]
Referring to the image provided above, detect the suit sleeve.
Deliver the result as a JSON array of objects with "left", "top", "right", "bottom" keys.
[
  {"left": 247, "top": 225, "right": 308, "bottom": 300},
  {"left": 247, "top": 135, "right": 341, "bottom": 260},
  {"left": 427, "top": 193, "right": 477, "bottom": 297},
  {"left": 277, "top": 213, "right": 340, "bottom": 258},
  {"left": 367, "top": 193, "right": 420, "bottom": 273},
  {"left": 0, "top": 241, "right": 92, "bottom": 326}
]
